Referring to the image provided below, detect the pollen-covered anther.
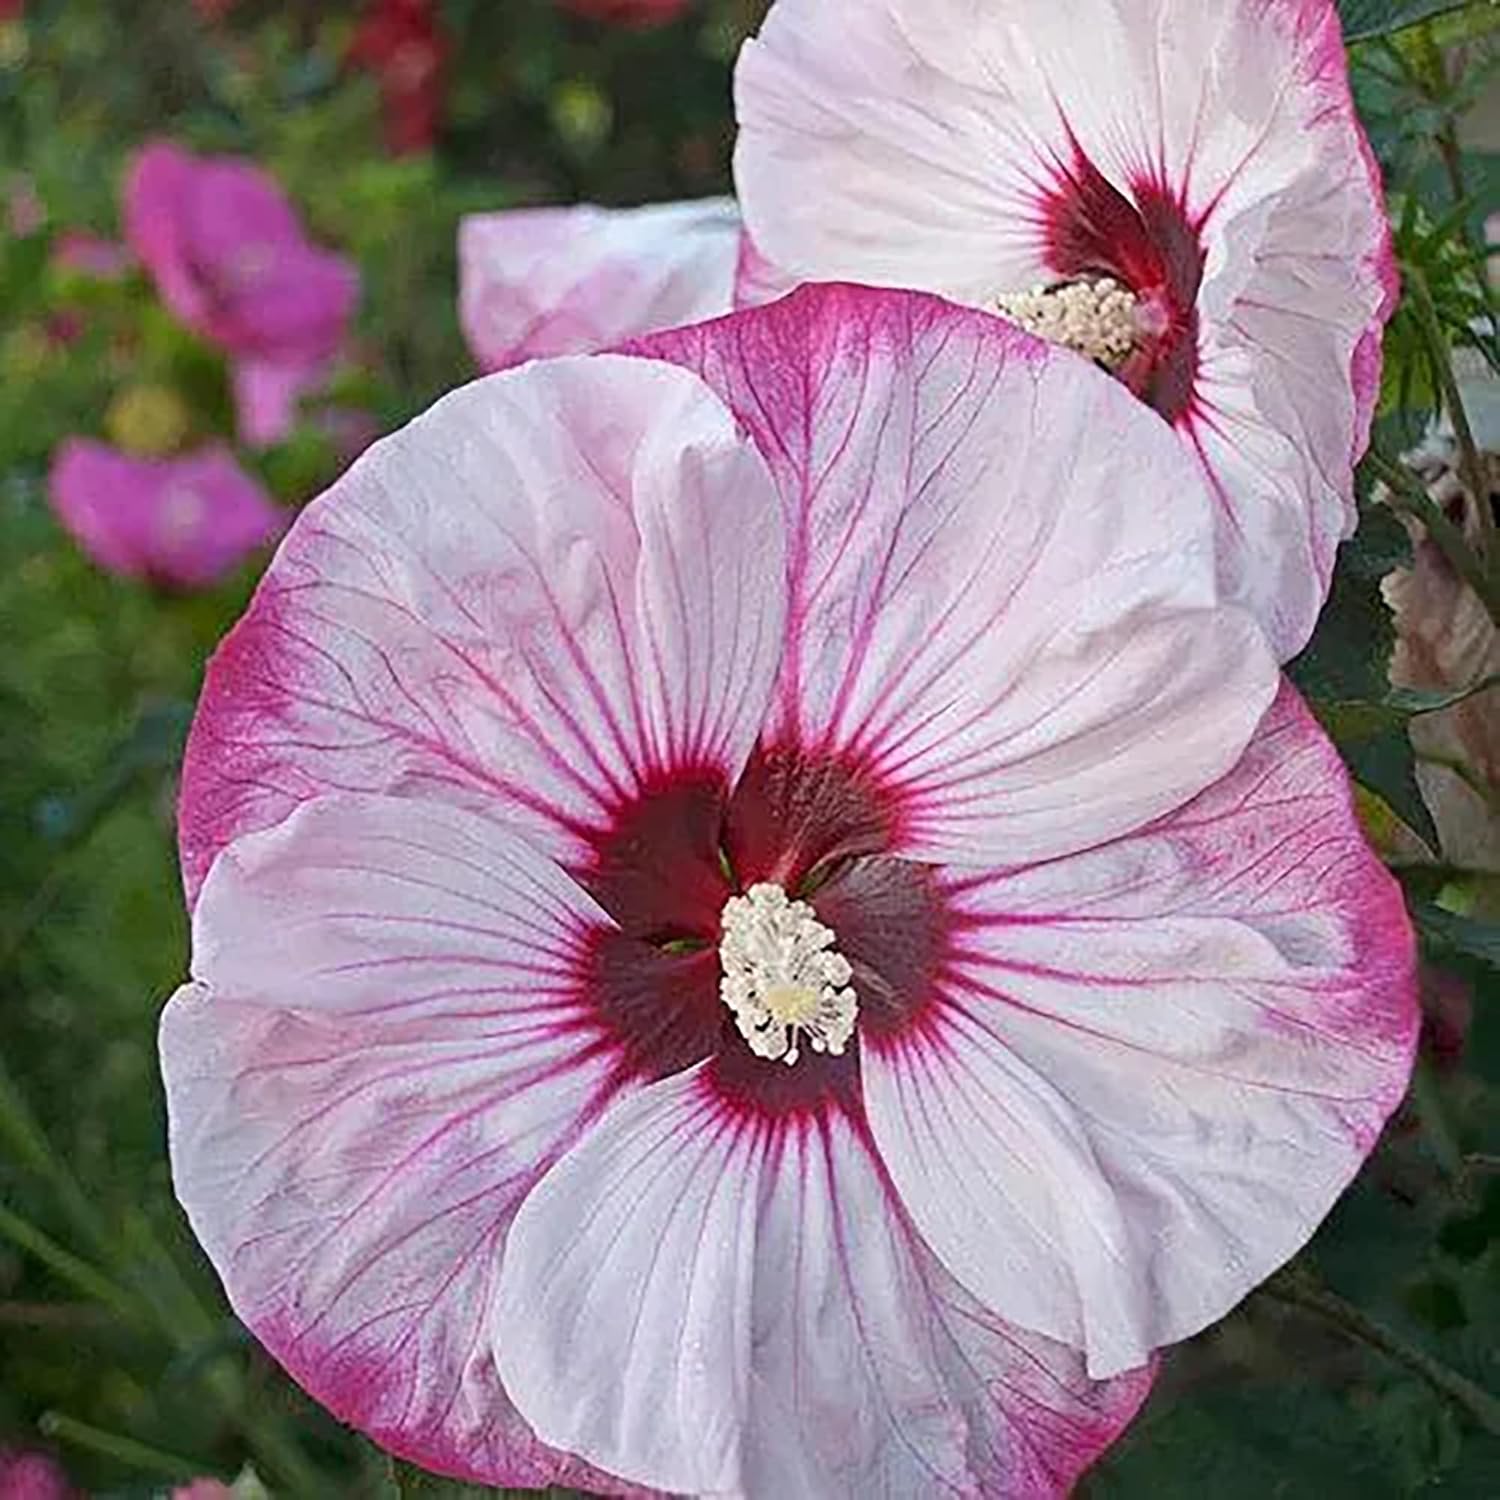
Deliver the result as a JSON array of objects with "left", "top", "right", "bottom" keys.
[
  {"left": 719, "top": 882, "right": 857, "bottom": 1066},
  {"left": 993, "top": 276, "right": 1141, "bottom": 369}
]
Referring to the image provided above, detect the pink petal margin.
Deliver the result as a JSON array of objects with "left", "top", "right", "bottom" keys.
[
  {"left": 863, "top": 682, "right": 1419, "bottom": 1377},
  {"left": 176, "top": 354, "right": 785, "bottom": 906},
  {"left": 161, "top": 793, "right": 654, "bottom": 1494}
]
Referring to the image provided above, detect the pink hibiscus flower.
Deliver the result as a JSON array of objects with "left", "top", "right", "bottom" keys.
[
  {"left": 123, "top": 141, "right": 359, "bottom": 448},
  {"left": 49, "top": 439, "right": 283, "bottom": 590},
  {"left": 459, "top": 198, "right": 746, "bottom": 372},
  {"left": 734, "top": 0, "right": 1398, "bottom": 660},
  {"left": 162, "top": 286, "right": 1415, "bottom": 1495}
]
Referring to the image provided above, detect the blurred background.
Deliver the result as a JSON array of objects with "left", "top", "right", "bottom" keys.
[{"left": 1, "top": 2, "right": 1498, "bottom": 1495}]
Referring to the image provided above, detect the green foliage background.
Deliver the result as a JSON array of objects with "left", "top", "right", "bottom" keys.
[{"left": 0, "top": 1, "right": 1497, "bottom": 1495}]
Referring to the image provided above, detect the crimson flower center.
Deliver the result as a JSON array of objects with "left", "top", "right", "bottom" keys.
[{"left": 576, "top": 747, "right": 952, "bottom": 1117}]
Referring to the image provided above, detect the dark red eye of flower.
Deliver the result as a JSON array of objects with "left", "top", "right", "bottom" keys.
[
  {"left": 1042, "top": 152, "right": 1206, "bottom": 424},
  {"left": 576, "top": 744, "right": 952, "bottom": 1116}
]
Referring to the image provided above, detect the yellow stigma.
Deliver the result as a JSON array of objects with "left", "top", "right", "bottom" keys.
[{"left": 762, "top": 983, "right": 822, "bottom": 1027}]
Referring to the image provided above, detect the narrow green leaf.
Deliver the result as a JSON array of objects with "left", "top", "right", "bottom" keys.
[{"left": 1416, "top": 902, "right": 1500, "bottom": 968}]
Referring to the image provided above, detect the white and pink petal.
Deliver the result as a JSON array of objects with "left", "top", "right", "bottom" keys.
[
  {"left": 178, "top": 355, "right": 785, "bottom": 903},
  {"left": 494, "top": 1065, "right": 1151, "bottom": 1497},
  {"left": 632, "top": 283, "right": 1278, "bottom": 869},
  {"left": 862, "top": 685, "right": 1419, "bottom": 1377},
  {"left": 160, "top": 792, "right": 652, "bottom": 1491}
]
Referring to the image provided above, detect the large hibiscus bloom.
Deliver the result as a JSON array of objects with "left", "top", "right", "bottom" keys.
[
  {"left": 162, "top": 286, "right": 1415, "bottom": 1496},
  {"left": 734, "top": 0, "right": 1398, "bottom": 659}
]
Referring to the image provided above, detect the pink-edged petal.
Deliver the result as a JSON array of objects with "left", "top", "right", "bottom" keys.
[
  {"left": 178, "top": 354, "right": 785, "bottom": 903},
  {"left": 161, "top": 792, "right": 645, "bottom": 1492},
  {"left": 47, "top": 439, "right": 283, "bottom": 590},
  {"left": 633, "top": 283, "right": 1278, "bottom": 868},
  {"left": 735, "top": 0, "right": 1396, "bottom": 657},
  {"left": 863, "top": 684, "right": 1419, "bottom": 1377},
  {"left": 459, "top": 199, "right": 741, "bottom": 372},
  {"left": 495, "top": 1065, "right": 1151, "bottom": 1496},
  {"left": 232, "top": 355, "right": 322, "bottom": 448}
]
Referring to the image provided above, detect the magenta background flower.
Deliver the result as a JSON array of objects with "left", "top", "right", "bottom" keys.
[
  {"left": 734, "top": 0, "right": 1398, "bottom": 660},
  {"left": 52, "top": 230, "right": 132, "bottom": 279},
  {"left": 123, "top": 141, "right": 359, "bottom": 447},
  {"left": 459, "top": 198, "right": 746, "bottom": 371},
  {"left": 49, "top": 439, "right": 283, "bottom": 590},
  {"left": 0, "top": 1451, "right": 74, "bottom": 1500},
  {"left": 163, "top": 286, "right": 1415, "bottom": 1494}
]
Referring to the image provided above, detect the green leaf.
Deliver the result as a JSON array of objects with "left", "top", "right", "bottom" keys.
[
  {"left": 1340, "top": 0, "right": 1475, "bottom": 42},
  {"left": 1291, "top": 504, "right": 1442, "bottom": 847},
  {"left": 1416, "top": 903, "right": 1500, "bottom": 969}
]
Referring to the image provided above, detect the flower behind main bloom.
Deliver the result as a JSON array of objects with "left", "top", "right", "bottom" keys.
[
  {"left": 162, "top": 285, "right": 1415, "bottom": 1497},
  {"left": 459, "top": 198, "right": 751, "bottom": 372},
  {"left": 733, "top": 0, "right": 1398, "bottom": 660},
  {"left": 123, "top": 141, "right": 359, "bottom": 448}
]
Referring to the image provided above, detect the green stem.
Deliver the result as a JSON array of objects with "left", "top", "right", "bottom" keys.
[
  {"left": 1368, "top": 449, "right": 1500, "bottom": 626},
  {"left": 1267, "top": 1274, "right": 1500, "bottom": 1436},
  {"left": 1404, "top": 264, "right": 1496, "bottom": 565},
  {"left": 0, "top": 1057, "right": 114, "bottom": 1262},
  {"left": 0, "top": 1202, "right": 143, "bottom": 1322},
  {"left": 37, "top": 1412, "right": 207, "bottom": 1481}
]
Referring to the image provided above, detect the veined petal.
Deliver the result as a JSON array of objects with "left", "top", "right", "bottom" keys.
[
  {"left": 178, "top": 355, "right": 785, "bottom": 902},
  {"left": 735, "top": 0, "right": 1396, "bottom": 657},
  {"left": 161, "top": 793, "right": 642, "bottom": 1491},
  {"left": 494, "top": 1066, "right": 1151, "bottom": 1496},
  {"left": 863, "top": 684, "right": 1418, "bottom": 1377},
  {"left": 633, "top": 283, "right": 1278, "bottom": 868},
  {"left": 459, "top": 199, "right": 741, "bottom": 372}
]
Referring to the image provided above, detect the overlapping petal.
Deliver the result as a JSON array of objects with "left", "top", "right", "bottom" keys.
[
  {"left": 459, "top": 199, "right": 744, "bottom": 371},
  {"left": 862, "top": 685, "right": 1418, "bottom": 1377},
  {"left": 160, "top": 793, "right": 643, "bottom": 1492},
  {"left": 177, "top": 355, "right": 785, "bottom": 901},
  {"left": 633, "top": 283, "right": 1279, "bottom": 868},
  {"left": 495, "top": 1065, "right": 1151, "bottom": 1496},
  {"left": 734, "top": 0, "right": 1397, "bottom": 657}
]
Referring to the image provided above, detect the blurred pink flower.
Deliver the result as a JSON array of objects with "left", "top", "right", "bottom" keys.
[
  {"left": 53, "top": 231, "right": 132, "bottom": 280},
  {"left": 123, "top": 141, "right": 359, "bottom": 447},
  {"left": 0, "top": 1451, "right": 74, "bottom": 1500},
  {"left": 459, "top": 198, "right": 746, "bottom": 371},
  {"left": 735, "top": 0, "right": 1396, "bottom": 660},
  {"left": 49, "top": 439, "right": 283, "bottom": 590},
  {"left": 557, "top": 0, "right": 693, "bottom": 25},
  {"left": 164, "top": 285, "right": 1414, "bottom": 1494}
]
